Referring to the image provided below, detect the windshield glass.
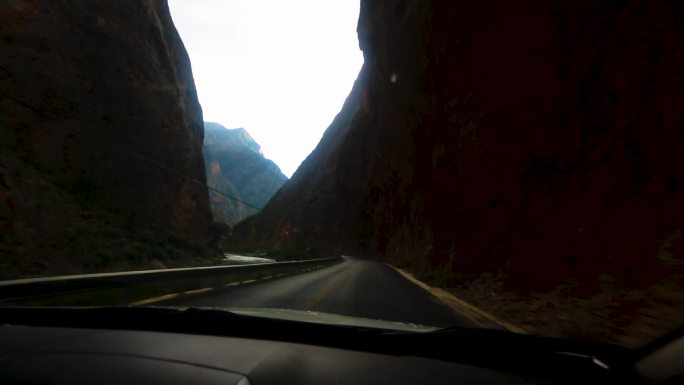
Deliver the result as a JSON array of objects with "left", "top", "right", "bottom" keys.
[{"left": 1, "top": 0, "right": 683, "bottom": 348}]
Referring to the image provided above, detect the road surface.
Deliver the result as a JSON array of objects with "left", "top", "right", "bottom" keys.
[{"left": 161, "top": 256, "right": 472, "bottom": 328}]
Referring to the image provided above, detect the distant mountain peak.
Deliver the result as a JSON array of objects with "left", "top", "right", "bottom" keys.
[
  {"left": 204, "top": 122, "right": 262, "bottom": 155},
  {"left": 202, "top": 122, "right": 287, "bottom": 225}
]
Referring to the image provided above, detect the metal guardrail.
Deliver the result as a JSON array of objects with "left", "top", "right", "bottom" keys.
[{"left": 0, "top": 257, "right": 343, "bottom": 306}]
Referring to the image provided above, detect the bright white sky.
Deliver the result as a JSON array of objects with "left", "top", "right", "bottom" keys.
[{"left": 168, "top": 0, "right": 364, "bottom": 177}]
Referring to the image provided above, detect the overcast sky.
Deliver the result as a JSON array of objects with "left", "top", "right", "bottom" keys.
[{"left": 168, "top": 0, "right": 363, "bottom": 177}]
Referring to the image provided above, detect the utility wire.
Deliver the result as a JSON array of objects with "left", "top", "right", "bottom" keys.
[
  {"left": 122, "top": 148, "right": 263, "bottom": 211},
  {"left": 1, "top": 91, "right": 264, "bottom": 212}
]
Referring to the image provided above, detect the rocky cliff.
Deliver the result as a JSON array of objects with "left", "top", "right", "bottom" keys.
[
  {"left": 203, "top": 122, "right": 287, "bottom": 225},
  {"left": 234, "top": 0, "right": 684, "bottom": 344},
  {"left": 0, "top": 0, "right": 216, "bottom": 278}
]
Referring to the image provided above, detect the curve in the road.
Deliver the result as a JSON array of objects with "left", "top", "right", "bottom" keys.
[{"left": 156, "top": 256, "right": 473, "bottom": 328}]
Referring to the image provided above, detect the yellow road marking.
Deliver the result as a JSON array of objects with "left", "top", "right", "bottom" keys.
[
  {"left": 184, "top": 287, "right": 213, "bottom": 295},
  {"left": 225, "top": 282, "right": 240, "bottom": 286},
  {"left": 130, "top": 292, "right": 180, "bottom": 305},
  {"left": 304, "top": 264, "right": 361, "bottom": 310},
  {"left": 241, "top": 279, "right": 257, "bottom": 284},
  {"left": 390, "top": 266, "right": 526, "bottom": 333}
]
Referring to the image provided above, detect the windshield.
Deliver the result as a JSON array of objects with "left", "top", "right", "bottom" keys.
[{"left": 1, "top": 0, "right": 683, "bottom": 349}]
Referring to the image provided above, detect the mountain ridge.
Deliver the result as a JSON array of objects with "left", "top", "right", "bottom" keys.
[{"left": 203, "top": 122, "right": 287, "bottom": 225}]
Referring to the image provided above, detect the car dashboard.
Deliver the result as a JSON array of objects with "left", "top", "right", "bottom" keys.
[{"left": 0, "top": 307, "right": 639, "bottom": 385}]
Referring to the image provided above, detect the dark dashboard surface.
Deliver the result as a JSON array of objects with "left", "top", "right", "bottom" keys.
[
  {"left": 2, "top": 324, "right": 530, "bottom": 385},
  {"left": 0, "top": 307, "right": 634, "bottom": 385}
]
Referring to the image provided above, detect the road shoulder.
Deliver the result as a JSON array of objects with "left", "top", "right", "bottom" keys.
[{"left": 390, "top": 266, "right": 526, "bottom": 333}]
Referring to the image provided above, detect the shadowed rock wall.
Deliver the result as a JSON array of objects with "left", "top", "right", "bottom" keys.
[
  {"left": 235, "top": 0, "right": 684, "bottom": 291},
  {"left": 0, "top": 0, "right": 215, "bottom": 278}
]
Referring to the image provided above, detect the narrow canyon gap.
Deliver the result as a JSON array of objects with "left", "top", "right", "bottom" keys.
[{"left": 232, "top": 0, "right": 684, "bottom": 345}]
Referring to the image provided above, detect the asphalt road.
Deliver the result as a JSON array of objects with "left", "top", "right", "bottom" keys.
[{"left": 162, "top": 256, "right": 473, "bottom": 328}]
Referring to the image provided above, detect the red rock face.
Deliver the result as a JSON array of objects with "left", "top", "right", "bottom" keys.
[
  {"left": 0, "top": 0, "right": 215, "bottom": 277},
  {"left": 235, "top": 0, "right": 684, "bottom": 289},
  {"left": 417, "top": 1, "right": 684, "bottom": 287}
]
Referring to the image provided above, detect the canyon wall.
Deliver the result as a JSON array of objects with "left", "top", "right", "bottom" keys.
[
  {"left": 0, "top": 0, "right": 216, "bottom": 278},
  {"left": 235, "top": 0, "right": 684, "bottom": 289}
]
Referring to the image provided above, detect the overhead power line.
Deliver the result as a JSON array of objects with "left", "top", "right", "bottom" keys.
[
  {"left": 122, "top": 148, "right": 263, "bottom": 211},
  {"left": 1, "top": 91, "right": 263, "bottom": 212}
]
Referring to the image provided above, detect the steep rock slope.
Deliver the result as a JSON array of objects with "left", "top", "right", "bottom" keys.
[
  {"left": 0, "top": 0, "right": 215, "bottom": 278},
  {"left": 235, "top": 0, "right": 684, "bottom": 343},
  {"left": 234, "top": 0, "right": 444, "bottom": 258},
  {"left": 203, "top": 122, "right": 287, "bottom": 225}
]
